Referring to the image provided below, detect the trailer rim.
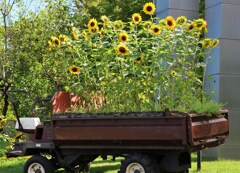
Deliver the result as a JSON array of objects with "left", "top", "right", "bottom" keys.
[
  {"left": 24, "top": 155, "right": 54, "bottom": 173},
  {"left": 126, "top": 162, "right": 145, "bottom": 173},
  {"left": 28, "top": 163, "right": 45, "bottom": 173}
]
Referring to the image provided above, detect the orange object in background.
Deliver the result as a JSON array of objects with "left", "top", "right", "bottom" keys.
[
  {"left": 51, "top": 91, "right": 71, "bottom": 114},
  {"left": 51, "top": 91, "right": 105, "bottom": 114}
]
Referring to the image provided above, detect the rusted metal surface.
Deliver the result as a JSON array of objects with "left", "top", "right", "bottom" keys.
[
  {"left": 188, "top": 110, "right": 229, "bottom": 151},
  {"left": 50, "top": 111, "right": 229, "bottom": 152},
  {"left": 33, "top": 124, "right": 53, "bottom": 142},
  {"left": 52, "top": 112, "right": 187, "bottom": 149}
]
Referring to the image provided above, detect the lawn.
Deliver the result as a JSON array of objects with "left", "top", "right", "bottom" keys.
[{"left": 0, "top": 155, "right": 240, "bottom": 173}]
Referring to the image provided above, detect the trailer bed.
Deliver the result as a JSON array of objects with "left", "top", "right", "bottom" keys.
[{"left": 50, "top": 111, "right": 229, "bottom": 152}]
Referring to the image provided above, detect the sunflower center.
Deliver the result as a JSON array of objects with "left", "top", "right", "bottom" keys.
[
  {"left": 72, "top": 67, "right": 78, "bottom": 72},
  {"left": 167, "top": 20, "right": 173, "bottom": 26},
  {"left": 119, "top": 47, "right": 126, "bottom": 53},
  {"left": 135, "top": 17, "right": 139, "bottom": 22},
  {"left": 189, "top": 25, "right": 194, "bottom": 30},
  {"left": 154, "top": 28, "right": 159, "bottom": 33},
  {"left": 136, "top": 57, "right": 141, "bottom": 61},
  {"left": 122, "top": 36, "right": 126, "bottom": 41},
  {"left": 90, "top": 22, "right": 95, "bottom": 27},
  {"left": 55, "top": 40, "right": 59, "bottom": 44},
  {"left": 147, "top": 6, "right": 152, "bottom": 12}
]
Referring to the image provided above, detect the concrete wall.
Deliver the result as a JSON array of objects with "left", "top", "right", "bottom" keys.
[
  {"left": 155, "top": 0, "right": 199, "bottom": 19},
  {"left": 204, "top": 0, "right": 240, "bottom": 159}
]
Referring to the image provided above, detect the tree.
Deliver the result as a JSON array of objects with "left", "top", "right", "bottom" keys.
[
  {"left": 72, "top": 0, "right": 151, "bottom": 26},
  {"left": 0, "top": 0, "right": 20, "bottom": 116},
  {"left": 0, "top": 0, "right": 74, "bottom": 117}
]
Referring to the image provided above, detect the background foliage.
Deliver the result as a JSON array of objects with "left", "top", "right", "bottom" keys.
[{"left": 0, "top": 0, "right": 213, "bottom": 156}]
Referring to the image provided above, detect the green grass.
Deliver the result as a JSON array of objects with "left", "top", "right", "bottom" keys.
[{"left": 0, "top": 155, "right": 240, "bottom": 173}]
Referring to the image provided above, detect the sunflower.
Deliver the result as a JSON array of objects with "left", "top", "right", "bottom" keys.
[
  {"left": 143, "top": 21, "right": 152, "bottom": 31},
  {"left": 187, "top": 71, "right": 195, "bottom": 77},
  {"left": 165, "top": 16, "right": 176, "bottom": 30},
  {"left": 117, "top": 44, "right": 129, "bottom": 56},
  {"left": 88, "top": 18, "right": 98, "bottom": 29},
  {"left": 132, "top": 13, "right": 142, "bottom": 24},
  {"left": 51, "top": 36, "right": 60, "bottom": 47},
  {"left": 119, "top": 32, "right": 129, "bottom": 42},
  {"left": 159, "top": 19, "right": 166, "bottom": 27},
  {"left": 203, "top": 22, "right": 208, "bottom": 32},
  {"left": 0, "top": 119, "right": 7, "bottom": 123},
  {"left": 100, "top": 27, "right": 104, "bottom": 38},
  {"left": 88, "top": 26, "right": 99, "bottom": 34},
  {"left": 101, "top": 15, "right": 111, "bottom": 29},
  {"left": 202, "top": 38, "right": 212, "bottom": 49},
  {"left": 143, "top": 2, "right": 156, "bottom": 15},
  {"left": 176, "top": 16, "right": 187, "bottom": 26},
  {"left": 59, "top": 34, "right": 67, "bottom": 42},
  {"left": 82, "top": 30, "right": 88, "bottom": 40},
  {"left": 101, "top": 15, "right": 109, "bottom": 22},
  {"left": 48, "top": 40, "right": 52, "bottom": 51},
  {"left": 69, "top": 65, "right": 81, "bottom": 75},
  {"left": 212, "top": 38, "right": 219, "bottom": 48},
  {"left": 171, "top": 71, "right": 177, "bottom": 77},
  {"left": 134, "top": 56, "right": 144, "bottom": 64},
  {"left": 187, "top": 22, "right": 196, "bottom": 32},
  {"left": 13, "top": 132, "right": 23, "bottom": 140},
  {"left": 194, "top": 18, "right": 207, "bottom": 30},
  {"left": 151, "top": 25, "right": 161, "bottom": 35},
  {"left": 114, "top": 20, "right": 124, "bottom": 30},
  {"left": 72, "top": 27, "right": 79, "bottom": 40}
]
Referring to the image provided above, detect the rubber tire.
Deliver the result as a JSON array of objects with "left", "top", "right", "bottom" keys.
[
  {"left": 119, "top": 154, "right": 160, "bottom": 173},
  {"left": 24, "top": 155, "right": 54, "bottom": 173}
]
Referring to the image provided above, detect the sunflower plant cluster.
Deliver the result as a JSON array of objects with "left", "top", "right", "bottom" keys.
[{"left": 47, "top": 2, "right": 220, "bottom": 113}]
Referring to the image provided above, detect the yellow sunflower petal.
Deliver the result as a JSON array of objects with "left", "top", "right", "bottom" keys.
[
  {"left": 114, "top": 20, "right": 124, "bottom": 30},
  {"left": 132, "top": 13, "right": 142, "bottom": 24},
  {"left": 176, "top": 16, "right": 187, "bottom": 25},
  {"left": 88, "top": 18, "right": 98, "bottom": 29},
  {"left": 69, "top": 65, "right": 81, "bottom": 75},
  {"left": 117, "top": 44, "right": 129, "bottom": 56},
  {"left": 88, "top": 26, "right": 99, "bottom": 34},
  {"left": 202, "top": 38, "right": 212, "bottom": 49},
  {"left": 165, "top": 16, "right": 176, "bottom": 30},
  {"left": 212, "top": 38, "right": 219, "bottom": 48},
  {"left": 151, "top": 25, "right": 161, "bottom": 35},
  {"left": 119, "top": 32, "right": 129, "bottom": 42},
  {"left": 143, "top": 2, "right": 156, "bottom": 15}
]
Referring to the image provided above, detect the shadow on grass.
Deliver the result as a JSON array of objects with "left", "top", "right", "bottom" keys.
[
  {"left": 55, "top": 164, "right": 121, "bottom": 173},
  {"left": 191, "top": 156, "right": 218, "bottom": 163},
  {"left": 89, "top": 163, "right": 121, "bottom": 173},
  {"left": 92, "top": 157, "right": 123, "bottom": 164}
]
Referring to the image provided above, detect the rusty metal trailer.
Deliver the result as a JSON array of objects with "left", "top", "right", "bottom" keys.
[{"left": 8, "top": 110, "right": 229, "bottom": 173}]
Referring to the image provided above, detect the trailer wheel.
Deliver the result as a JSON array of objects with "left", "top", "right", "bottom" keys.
[
  {"left": 119, "top": 154, "right": 160, "bottom": 173},
  {"left": 24, "top": 155, "right": 54, "bottom": 173}
]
